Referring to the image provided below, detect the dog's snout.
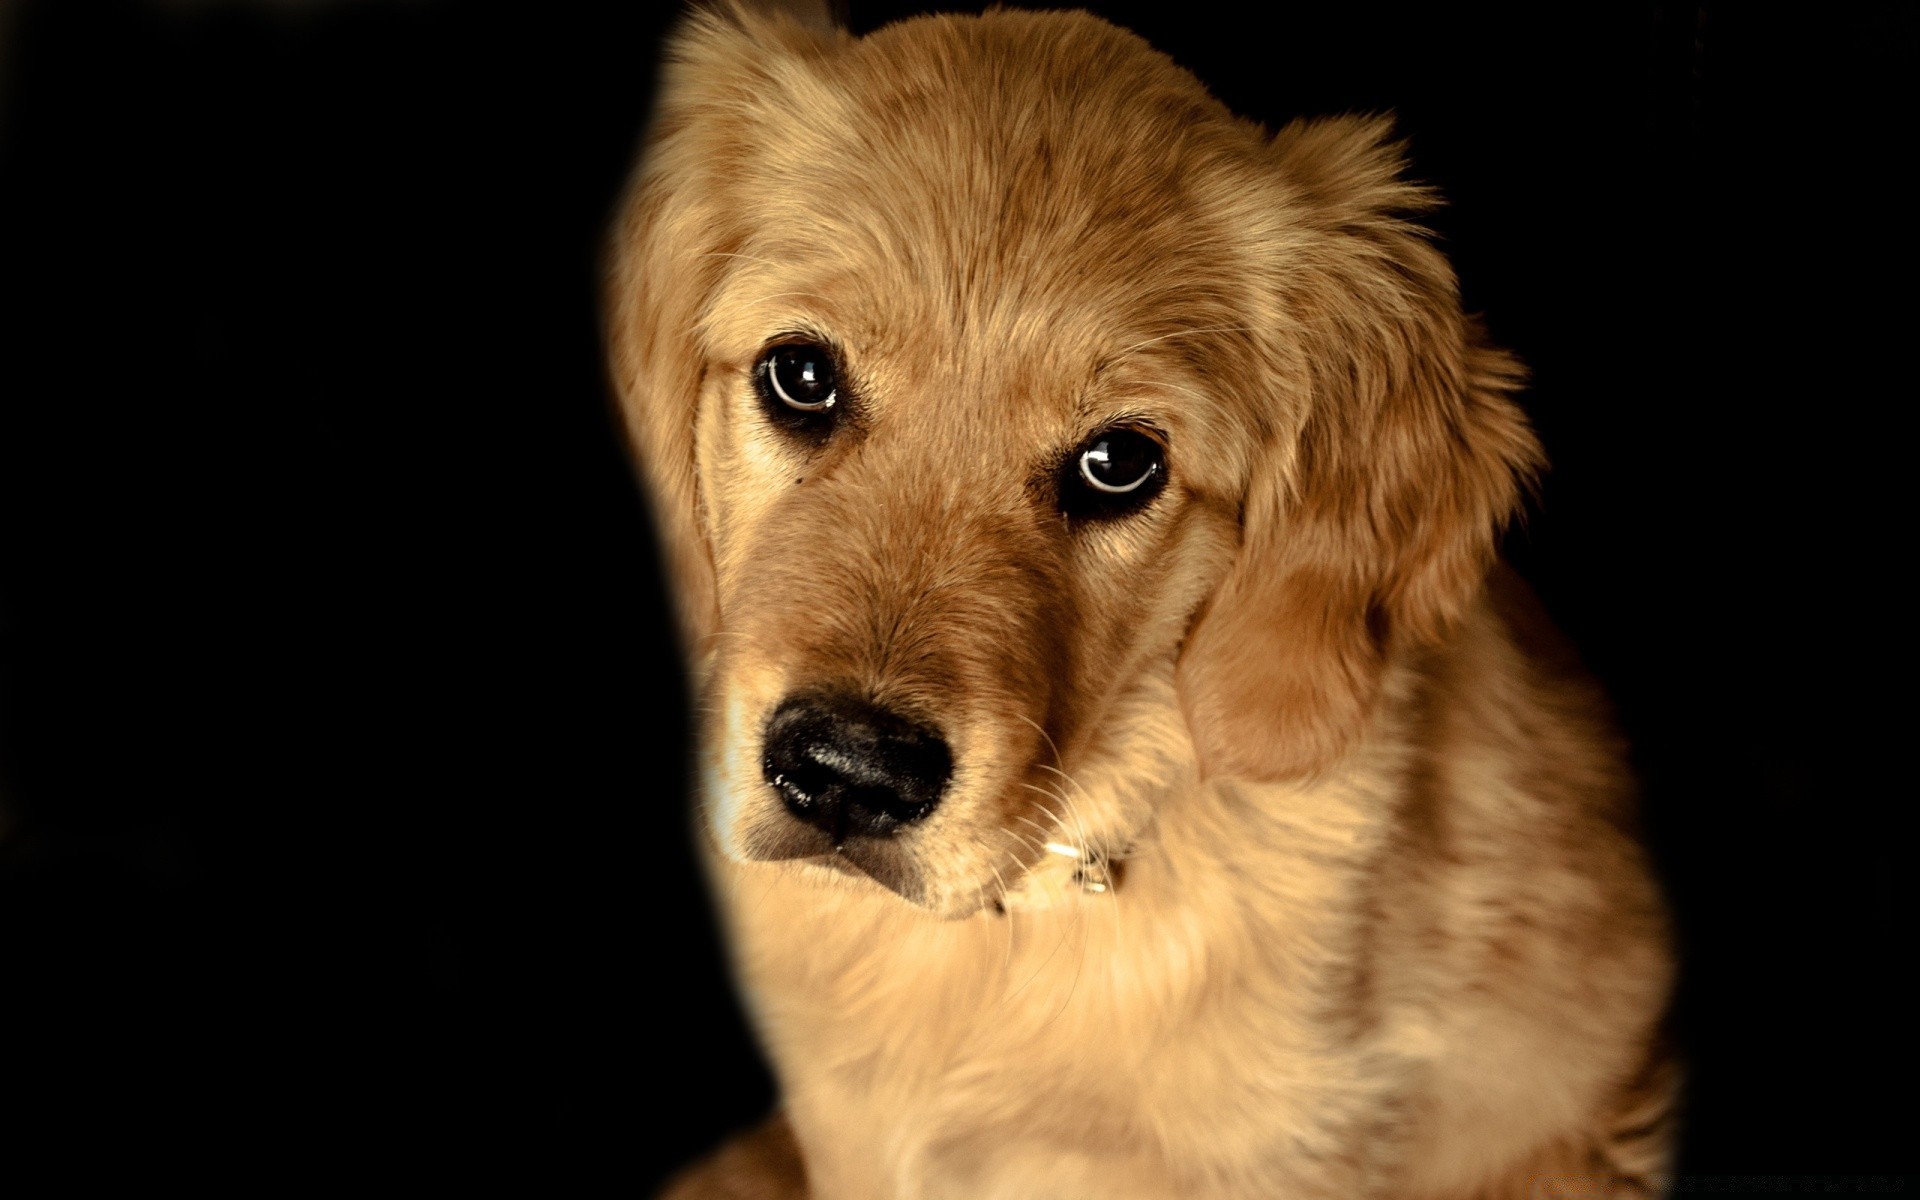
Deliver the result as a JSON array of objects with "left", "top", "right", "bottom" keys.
[{"left": 762, "top": 694, "right": 952, "bottom": 842}]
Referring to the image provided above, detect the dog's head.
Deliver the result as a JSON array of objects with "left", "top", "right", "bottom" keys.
[{"left": 606, "top": 3, "right": 1541, "bottom": 915}]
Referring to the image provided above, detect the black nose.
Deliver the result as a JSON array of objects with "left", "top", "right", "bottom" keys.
[{"left": 761, "top": 693, "right": 952, "bottom": 842}]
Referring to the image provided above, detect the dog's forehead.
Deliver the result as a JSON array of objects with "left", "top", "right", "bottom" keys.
[{"left": 704, "top": 11, "right": 1273, "bottom": 379}]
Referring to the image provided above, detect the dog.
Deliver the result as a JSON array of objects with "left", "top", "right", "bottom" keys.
[{"left": 606, "top": 3, "right": 1678, "bottom": 1196}]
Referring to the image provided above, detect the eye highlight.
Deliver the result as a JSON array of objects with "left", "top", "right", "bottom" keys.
[
  {"left": 756, "top": 341, "right": 842, "bottom": 435},
  {"left": 1060, "top": 427, "right": 1166, "bottom": 520}
]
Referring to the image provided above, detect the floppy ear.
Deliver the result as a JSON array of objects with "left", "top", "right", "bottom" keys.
[
  {"left": 604, "top": 3, "right": 843, "bottom": 653},
  {"left": 1177, "top": 116, "right": 1544, "bottom": 782}
]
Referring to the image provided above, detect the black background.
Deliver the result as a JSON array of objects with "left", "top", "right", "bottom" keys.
[{"left": 1, "top": 1, "right": 1911, "bottom": 1191}]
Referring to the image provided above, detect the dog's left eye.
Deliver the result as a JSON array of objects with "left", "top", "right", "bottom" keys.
[
  {"left": 1061, "top": 428, "right": 1166, "bottom": 519},
  {"left": 759, "top": 342, "right": 839, "bottom": 420}
]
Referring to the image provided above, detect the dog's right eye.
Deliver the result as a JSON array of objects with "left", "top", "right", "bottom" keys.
[{"left": 757, "top": 343, "right": 840, "bottom": 433}]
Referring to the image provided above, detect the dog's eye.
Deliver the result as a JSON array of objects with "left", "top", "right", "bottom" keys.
[
  {"left": 1061, "top": 428, "right": 1166, "bottom": 519},
  {"left": 759, "top": 343, "right": 838, "bottom": 417}
]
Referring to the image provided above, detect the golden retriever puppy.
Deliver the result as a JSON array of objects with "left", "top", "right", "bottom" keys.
[{"left": 606, "top": 3, "right": 1677, "bottom": 1197}]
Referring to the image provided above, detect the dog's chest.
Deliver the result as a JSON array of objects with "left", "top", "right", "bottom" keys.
[{"left": 729, "top": 861, "right": 1398, "bottom": 1198}]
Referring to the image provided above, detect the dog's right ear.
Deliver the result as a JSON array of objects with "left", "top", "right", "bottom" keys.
[
  {"left": 604, "top": 3, "right": 844, "bottom": 655},
  {"left": 1175, "top": 117, "right": 1542, "bottom": 784}
]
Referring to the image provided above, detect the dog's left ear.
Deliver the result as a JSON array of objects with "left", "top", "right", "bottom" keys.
[
  {"left": 1177, "top": 116, "right": 1545, "bottom": 782},
  {"left": 604, "top": 3, "right": 844, "bottom": 653}
]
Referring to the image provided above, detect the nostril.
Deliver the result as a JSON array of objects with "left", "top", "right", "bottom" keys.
[{"left": 761, "top": 693, "right": 953, "bottom": 842}]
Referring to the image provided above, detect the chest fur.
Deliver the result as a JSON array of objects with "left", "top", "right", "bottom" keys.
[{"left": 716, "top": 796, "right": 1416, "bottom": 1198}]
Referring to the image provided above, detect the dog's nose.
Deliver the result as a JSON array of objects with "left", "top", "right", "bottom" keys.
[{"left": 762, "top": 693, "right": 952, "bottom": 842}]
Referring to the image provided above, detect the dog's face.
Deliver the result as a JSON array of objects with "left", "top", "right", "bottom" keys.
[{"left": 608, "top": 6, "right": 1542, "bottom": 915}]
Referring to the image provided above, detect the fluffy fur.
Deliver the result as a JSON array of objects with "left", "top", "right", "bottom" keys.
[{"left": 606, "top": 5, "right": 1677, "bottom": 1197}]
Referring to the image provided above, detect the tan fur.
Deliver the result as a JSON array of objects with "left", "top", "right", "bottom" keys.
[{"left": 609, "top": 6, "right": 1677, "bottom": 1198}]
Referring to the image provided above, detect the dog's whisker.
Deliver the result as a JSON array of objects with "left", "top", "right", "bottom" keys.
[
  {"left": 1004, "top": 890, "right": 1080, "bottom": 1008},
  {"left": 1155, "top": 381, "right": 1214, "bottom": 408},
  {"left": 1037, "top": 743, "right": 1130, "bottom": 943},
  {"left": 1032, "top": 769, "right": 1098, "bottom": 857},
  {"left": 1016, "top": 718, "right": 1082, "bottom": 807},
  {"left": 1011, "top": 813, "right": 1056, "bottom": 843},
  {"left": 1015, "top": 713, "right": 1063, "bottom": 762},
  {"left": 980, "top": 820, "right": 1036, "bottom": 979},
  {"left": 1014, "top": 782, "right": 1102, "bottom": 875},
  {"left": 1014, "top": 786, "right": 1076, "bottom": 853},
  {"left": 734, "top": 290, "right": 836, "bottom": 312},
  {"left": 984, "top": 857, "right": 1015, "bottom": 976},
  {"left": 1033, "top": 762, "right": 1103, "bottom": 838},
  {"left": 1004, "top": 820, "right": 1048, "bottom": 858},
  {"left": 1017, "top": 715, "right": 1100, "bottom": 819},
  {"left": 1035, "top": 760, "right": 1095, "bottom": 802},
  {"left": 1036, "top": 896, "right": 1093, "bottom": 1037},
  {"left": 1015, "top": 781, "right": 1073, "bottom": 824},
  {"left": 1013, "top": 715, "right": 1117, "bottom": 887}
]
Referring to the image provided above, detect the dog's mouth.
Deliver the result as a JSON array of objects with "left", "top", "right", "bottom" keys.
[
  {"left": 737, "top": 818, "right": 931, "bottom": 904},
  {"left": 739, "top": 804, "right": 1130, "bottom": 916}
]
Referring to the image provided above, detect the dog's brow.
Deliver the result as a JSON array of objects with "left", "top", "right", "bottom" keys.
[{"left": 1103, "top": 325, "right": 1256, "bottom": 365}]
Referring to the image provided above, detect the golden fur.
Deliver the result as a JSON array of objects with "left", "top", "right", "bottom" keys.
[{"left": 606, "top": 4, "right": 1677, "bottom": 1197}]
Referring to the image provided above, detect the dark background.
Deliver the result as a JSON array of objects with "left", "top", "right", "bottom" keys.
[{"left": 1, "top": 0, "right": 1911, "bottom": 1191}]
